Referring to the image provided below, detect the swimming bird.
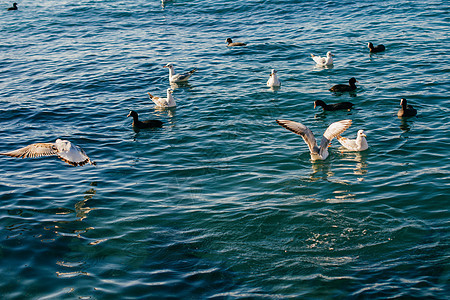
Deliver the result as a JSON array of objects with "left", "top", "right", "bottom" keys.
[
  {"left": 314, "top": 100, "right": 354, "bottom": 111},
  {"left": 163, "top": 63, "right": 196, "bottom": 83},
  {"left": 397, "top": 98, "right": 417, "bottom": 117},
  {"left": 337, "top": 130, "right": 368, "bottom": 151},
  {"left": 330, "top": 77, "right": 358, "bottom": 93},
  {"left": 368, "top": 42, "right": 385, "bottom": 53},
  {"left": 267, "top": 69, "right": 281, "bottom": 87},
  {"left": 148, "top": 88, "right": 176, "bottom": 108},
  {"left": 276, "top": 119, "right": 352, "bottom": 160},
  {"left": 0, "top": 139, "right": 96, "bottom": 166},
  {"left": 311, "top": 51, "right": 334, "bottom": 66},
  {"left": 127, "top": 111, "right": 163, "bottom": 129},
  {"left": 226, "top": 38, "right": 247, "bottom": 47},
  {"left": 7, "top": 3, "right": 17, "bottom": 10}
]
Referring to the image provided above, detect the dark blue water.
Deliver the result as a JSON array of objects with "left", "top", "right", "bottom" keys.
[{"left": 1, "top": 0, "right": 449, "bottom": 298}]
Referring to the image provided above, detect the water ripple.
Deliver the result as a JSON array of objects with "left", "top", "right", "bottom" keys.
[{"left": 0, "top": 0, "right": 449, "bottom": 298}]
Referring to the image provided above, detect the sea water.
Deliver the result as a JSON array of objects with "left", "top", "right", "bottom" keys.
[{"left": 0, "top": 0, "right": 448, "bottom": 298}]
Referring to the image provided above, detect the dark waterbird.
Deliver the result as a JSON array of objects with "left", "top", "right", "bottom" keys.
[
  {"left": 368, "top": 42, "right": 385, "bottom": 53},
  {"left": 127, "top": 111, "right": 163, "bottom": 130},
  {"left": 226, "top": 38, "right": 247, "bottom": 47},
  {"left": 314, "top": 100, "right": 354, "bottom": 111},
  {"left": 330, "top": 77, "right": 358, "bottom": 93},
  {"left": 7, "top": 3, "right": 17, "bottom": 10},
  {"left": 397, "top": 98, "right": 417, "bottom": 117}
]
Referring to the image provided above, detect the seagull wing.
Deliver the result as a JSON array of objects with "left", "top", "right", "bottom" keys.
[
  {"left": 55, "top": 139, "right": 95, "bottom": 166},
  {"left": 311, "top": 55, "right": 325, "bottom": 65},
  {"left": 276, "top": 119, "right": 319, "bottom": 154},
  {"left": 319, "top": 120, "right": 352, "bottom": 156},
  {"left": 172, "top": 69, "right": 196, "bottom": 82},
  {"left": 0, "top": 142, "right": 57, "bottom": 159},
  {"left": 267, "top": 74, "right": 272, "bottom": 86},
  {"left": 336, "top": 135, "right": 357, "bottom": 150},
  {"left": 148, "top": 93, "right": 166, "bottom": 107}
]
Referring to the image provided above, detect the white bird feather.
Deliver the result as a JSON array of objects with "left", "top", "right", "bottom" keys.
[
  {"left": 311, "top": 51, "right": 334, "bottom": 66},
  {"left": 336, "top": 130, "right": 369, "bottom": 151},
  {"left": 148, "top": 88, "right": 176, "bottom": 108},
  {"left": 163, "top": 63, "right": 196, "bottom": 83},
  {"left": 276, "top": 119, "right": 352, "bottom": 160},
  {"left": 0, "top": 139, "right": 95, "bottom": 166},
  {"left": 267, "top": 69, "right": 281, "bottom": 87}
]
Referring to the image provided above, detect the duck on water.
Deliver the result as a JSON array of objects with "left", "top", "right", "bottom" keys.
[
  {"left": 127, "top": 110, "right": 163, "bottom": 130},
  {"left": 314, "top": 100, "right": 354, "bottom": 111},
  {"left": 330, "top": 77, "right": 358, "bottom": 93}
]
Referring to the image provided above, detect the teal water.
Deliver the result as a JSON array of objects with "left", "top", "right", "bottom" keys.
[{"left": 1, "top": 0, "right": 449, "bottom": 298}]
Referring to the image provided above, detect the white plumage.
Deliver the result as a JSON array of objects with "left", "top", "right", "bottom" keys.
[
  {"left": 163, "top": 63, "right": 197, "bottom": 83},
  {"left": 276, "top": 119, "right": 352, "bottom": 160},
  {"left": 0, "top": 139, "right": 95, "bottom": 166},
  {"left": 311, "top": 51, "right": 334, "bottom": 66},
  {"left": 148, "top": 88, "right": 176, "bottom": 108},
  {"left": 267, "top": 69, "right": 281, "bottom": 87},
  {"left": 337, "top": 130, "right": 369, "bottom": 151}
]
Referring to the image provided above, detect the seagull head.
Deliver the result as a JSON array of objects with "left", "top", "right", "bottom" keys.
[
  {"left": 271, "top": 69, "right": 277, "bottom": 75},
  {"left": 164, "top": 63, "right": 173, "bottom": 69},
  {"left": 167, "top": 88, "right": 173, "bottom": 94},
  {"left": 327, "top": 51, "right": 334, "bottom": 57},
  {"left": 357, "top": 130, "right": 366, "bottom": 137}
]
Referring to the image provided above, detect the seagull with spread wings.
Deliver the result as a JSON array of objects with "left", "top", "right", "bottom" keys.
[
  {"left": 276, "top": 119, "right": 352, "bottom": 160},
  {"left": 0, "top": 139, "right": 96, "bottom": 166}
]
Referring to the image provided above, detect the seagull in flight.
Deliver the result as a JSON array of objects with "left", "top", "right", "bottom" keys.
[
  {"left": 276, "top": 119, "right": 352, "bottom": 160},
  {"left": 0, "top": 139, "right": 96, "bottom": 166}
]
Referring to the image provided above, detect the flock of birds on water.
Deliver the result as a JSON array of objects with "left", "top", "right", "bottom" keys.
[{"left": 2, "top": 3, "right": 419, "bottom": 166}]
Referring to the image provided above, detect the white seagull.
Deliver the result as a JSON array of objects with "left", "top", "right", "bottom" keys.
[
  {"left": 267, "top": 69, "right": 281, "bottom": 87},
  {"left": 0, "top": 139, "right": 96, "bottom": 166},
  {"left": 336, "top": 130, "right": 369, "bottom": 151},
  {"left": 311, "top": 51, "right": 334, "bottom": 66},
  {"left": 276, "top": 119, "right": 352, "bottom": 160},
  {"left": 148, "top": 88, "right": 176, "bottom": 108},
  {"left": 163, "top": 63, "right": 197, "bottom": 83}
]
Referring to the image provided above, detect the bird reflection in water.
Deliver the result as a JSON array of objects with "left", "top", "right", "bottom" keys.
[
  {"left": 309, "top": 151, "right": 368, "bottom": 183},
  {"left": 268, "top": 85, "right": 281, "bottom": 92},
  {"left": 53, "top": 184, "right": 97, "bottom": 240},
  {"left": 310, "top": 160, "right": 333, "bottom": 181},
  {"left": 161, "top": 0, "right": 174, "bottom": 9},
  {"left": 170, "top": 81, "right": 192, "bottom": 90},
  {"left": 399, "top": 117, "right": 414, "bottom": 133},
  {"left": 75, "top": 186, "right": 97, "bottom": 222},
  {"left": 314, "top": 64, "right": 334, "bottom": 70},
  {"left": 345, "top": 151, "right": 368, "bottom": 180},
  {"left": 153, "top": 105, "right": 176, "bottom": 118}
]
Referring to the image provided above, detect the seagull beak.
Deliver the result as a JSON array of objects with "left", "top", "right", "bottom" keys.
[
  {"left": 127, "top": 112, "right": 131, "bottom": 117},
  {"left": 361, "top": 133, "right": 367, "bottom": 137},
  {"left": 163, "top": 65, "right": 168, "bottom": 68},
  {"left": 314, "top": 103, "right": 317, "bottom": 109}
]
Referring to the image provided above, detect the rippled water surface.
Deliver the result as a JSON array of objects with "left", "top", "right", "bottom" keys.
[{"left": 1, "top": 0, "right": 449, "bottom": 298}]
